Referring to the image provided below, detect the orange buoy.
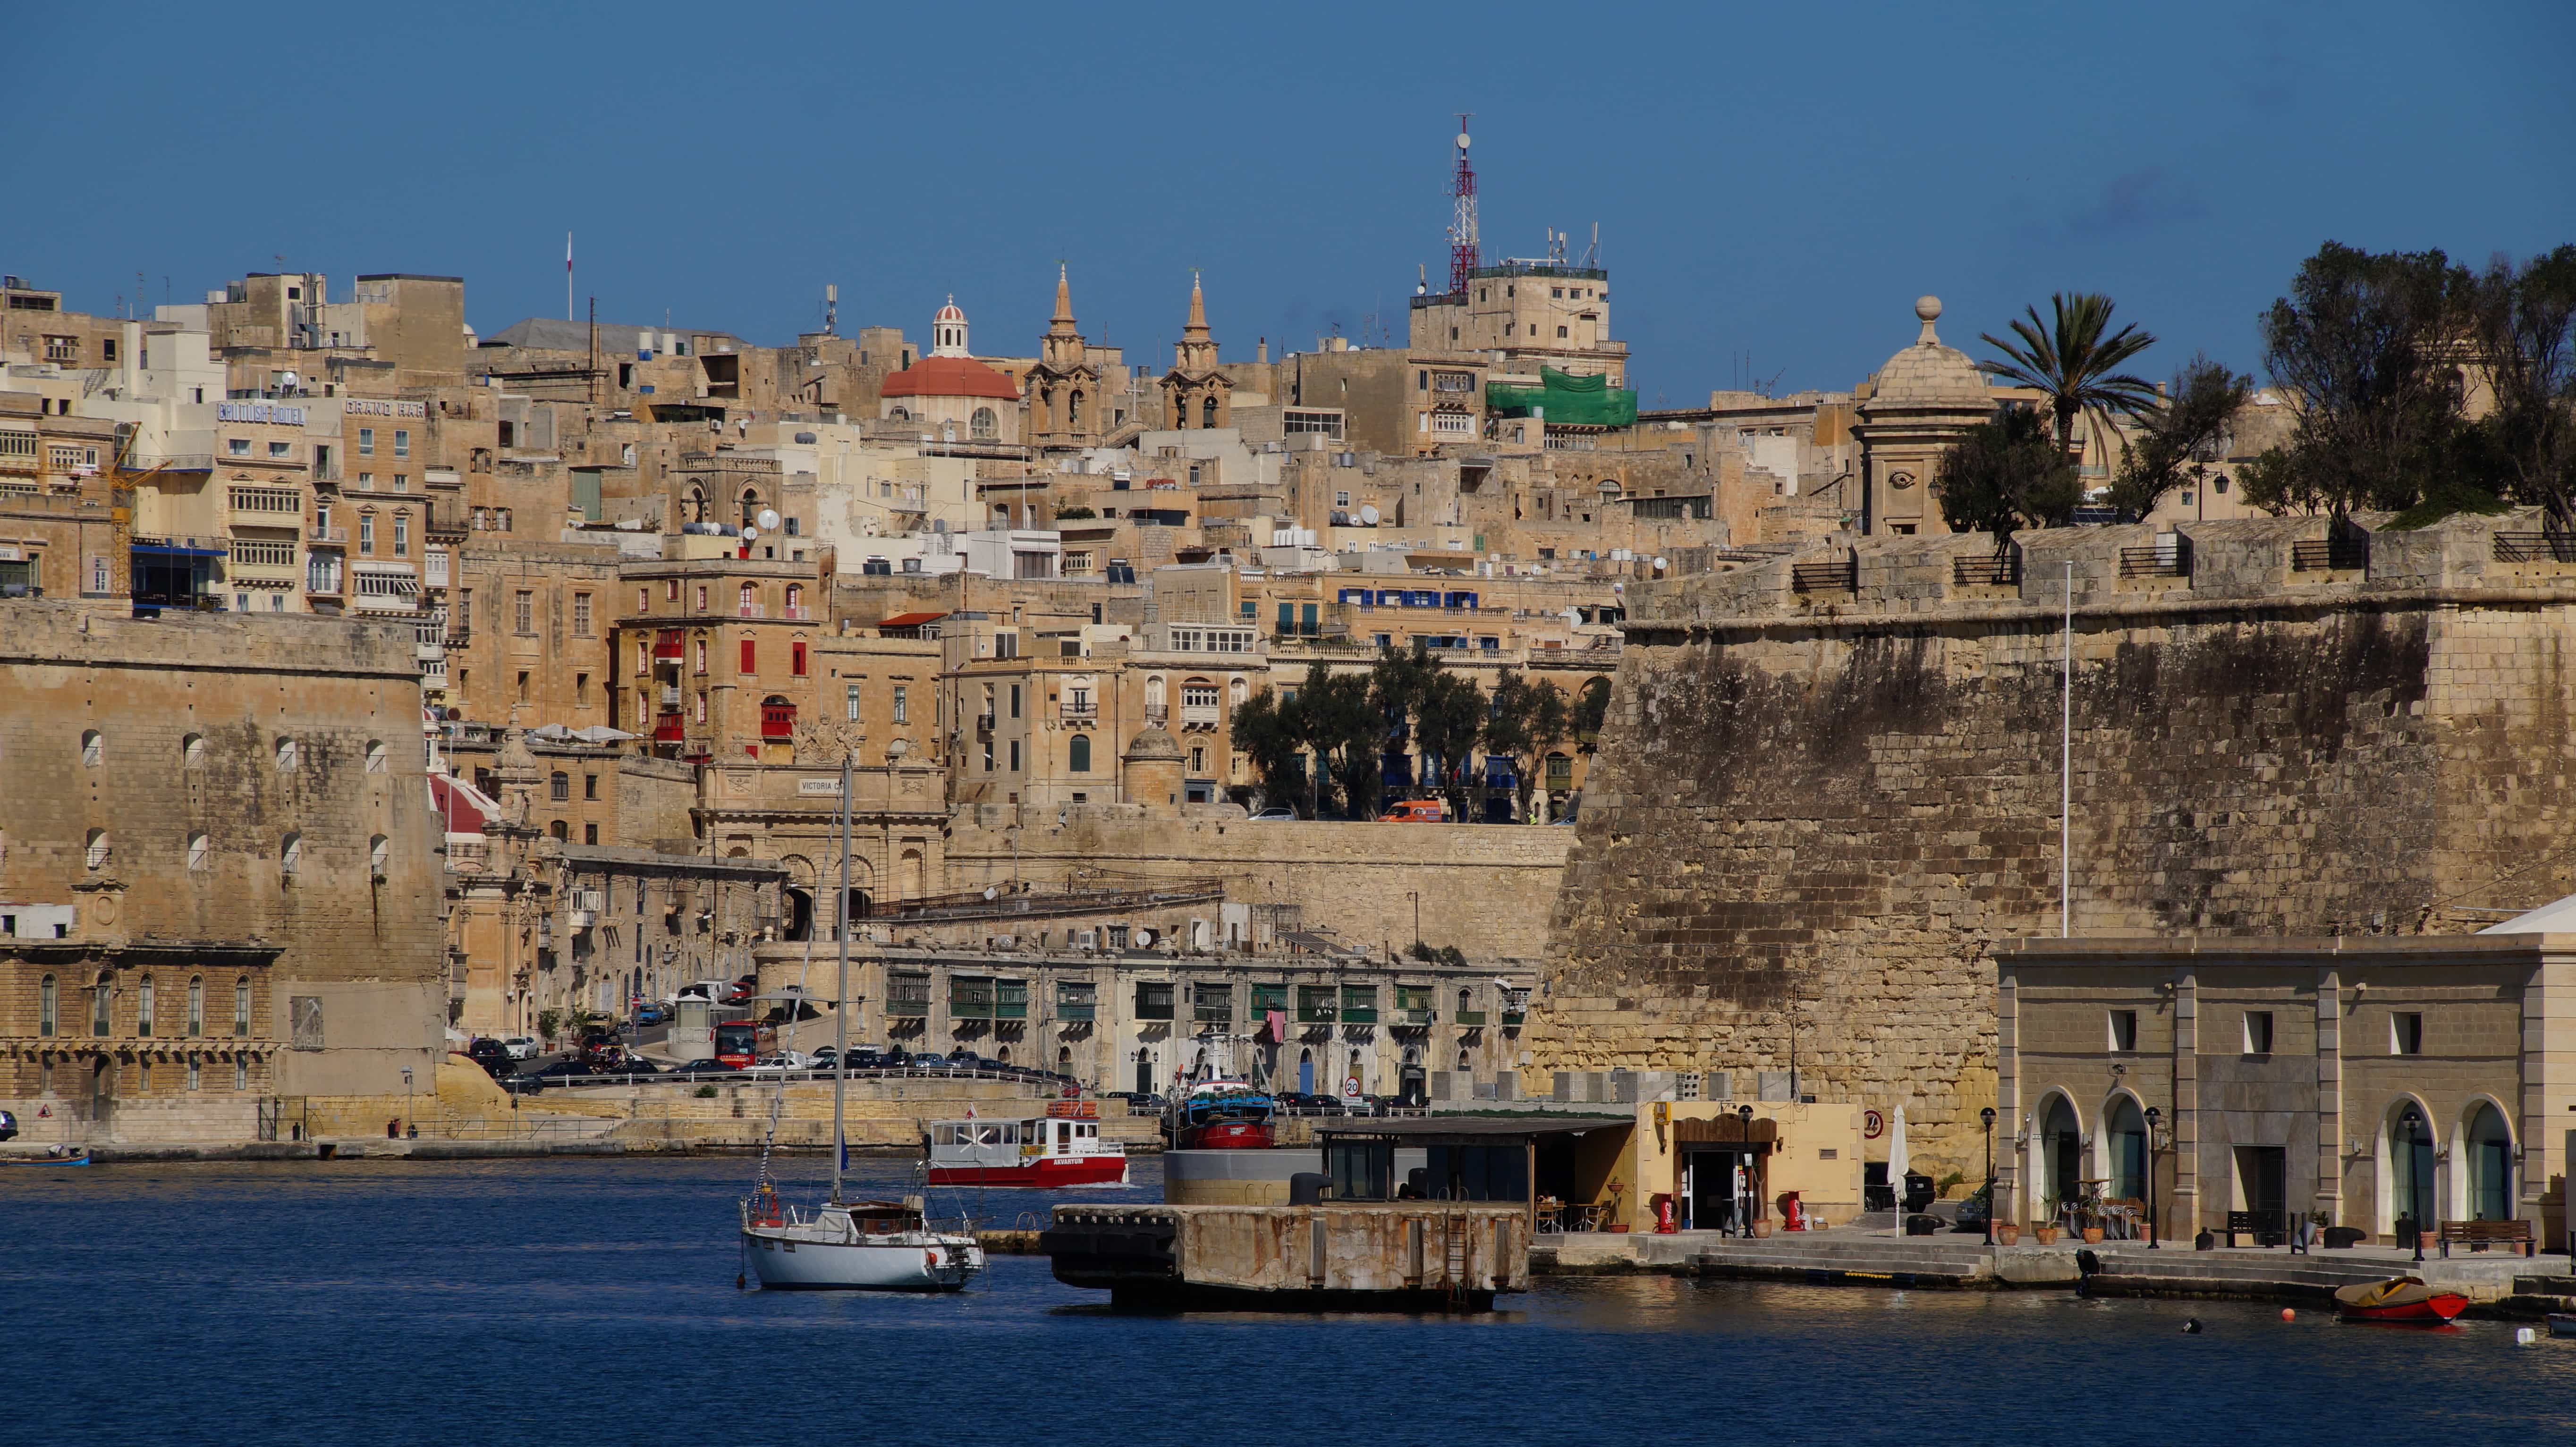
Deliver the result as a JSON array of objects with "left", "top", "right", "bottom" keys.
[{"left": 2280, "top": 1307, "right": 2296, "bottom": 1321}]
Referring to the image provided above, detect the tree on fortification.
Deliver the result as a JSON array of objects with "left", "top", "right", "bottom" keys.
[
  {"left": 1935, "top": 407, "right": 2081, "bottom": 544},
  {"left": 1978, "top": 292, "right": 2161, "bottom": 455},
  {"left": 2108, "top": 353, "right": 2253, "bottom": 520}
]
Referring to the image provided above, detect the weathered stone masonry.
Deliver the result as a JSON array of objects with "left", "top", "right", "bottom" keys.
[{"left": 1529, "top": 510, "right": 2576, "bottom": 1173}]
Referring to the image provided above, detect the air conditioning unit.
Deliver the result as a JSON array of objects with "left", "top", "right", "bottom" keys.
[{"left": 570, "top": 909, "right": 597, "bottom": 931}]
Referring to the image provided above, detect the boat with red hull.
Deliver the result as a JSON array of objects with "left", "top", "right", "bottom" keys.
[
  {"left": 928, "top": 1101, "right": 1130, "bottom": 1187},
  {"left": 2334, "top": 1277, "right": 2469, "bottom": 1323},
  {"left": 1169, "top": 1081, "right": 1276, "bottom": 1151}
]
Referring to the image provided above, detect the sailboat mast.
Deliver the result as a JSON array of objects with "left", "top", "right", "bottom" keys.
[{"left": 832, "top": 751, "right": 851, "bottom": 1203}]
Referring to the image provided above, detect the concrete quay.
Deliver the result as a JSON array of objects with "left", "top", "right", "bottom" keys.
[{"left": 1533, "top": 1225, "right": 2563, "bottom": 1314}]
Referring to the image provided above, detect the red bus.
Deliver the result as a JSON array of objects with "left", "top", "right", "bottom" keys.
[{"left": 714, "top": 1018, "right": 775, "bottom": 1068}]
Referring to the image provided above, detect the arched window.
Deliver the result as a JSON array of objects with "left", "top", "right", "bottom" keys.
[
  {"left": 889, "top": 406, "right": 909, "bottom": 422},
  {"left": 1145, "top": 676, "right": 1166, "bottom": 711},
  {"left": 38, "top": 974, "right": 56, "bottom": 1037},
  {"left": 2466, "top": 1102, "right": 2513, "bottom": 1221},
  {"left": 549, "top": 820, "right": 569, "bottom": 841},
  {"left": 1202, "top": 394, "right": 1218, "bottom": 428},
  {"left": 1068, "top": 391, "right": 1084, "bottom": 428},
  {"left": 970, "top": 406, "right": 998, "bottom": 440},
  {"left": 1068, "top": 735, "right": 1092, "bottom": 772},
  {"left": 183, "top": 733, "right": 205, "bottom": 768},
  {"left": 81, "top": 729, "right": 102, "bottom": 767},
  {"left": 739, "top": 582, "right": 757, "bottom": 615},
  {"left": 93, "top": 971, "right": 113, "bottom": 1036},
  {"left": 365, "top": 740, "right": 388, "bottom": 773},
  {"left": 2041, "top": 1095, "right": 2081, "bottom": 1209},
  {"left": 369, "top": 835, "right": 389, "bottom": 877},
  {"left": 784, "top": 584, "right": 803, "bottom": 617},
  {"left": 2106, "top": 1096, "right": 2146, "bottom": 1201},
  {"left": 1458, "top": 987, "right": 1473, "bottom": 1015},
  {"left": 280, "top": 832, "right": 302, "bottom": 875},
  {"left": 234, "top": 977, "right": 251, "bottom": 1037},
  {"left": 740, "top": 490, "right": 762, "bottom": 527},
  {"left": 186, "top": 832, "right": 209, "bottom": 871},
  {"left": 2391, "top": 1103, "right": 2435, "bottom": 1234},
  {"left": 188, "top": 975, "right": 204, "bottom": 1036},
  {"left": 85, "top": 828, "right": 109, "bottom": 871},
  {"left": 1229, "top": 677, "right": 1248, "bottom": 709},
  {"left": 1456, "top": 1047, "right": 1471, "bottom": 1072},
  {"left": 137, "top": 974, "right": 155, "bottom": 1037},
  {"left": 276, "top": 736, "right": 298, "bottom": 772}
]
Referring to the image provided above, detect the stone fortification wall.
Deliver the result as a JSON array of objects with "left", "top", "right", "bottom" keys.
[
  {"left": 1531, "top": 509, "right": 2576, "bottom": 1174},
  {"left": 945, "top": 806, "right": 1573, "bottom": 961}
]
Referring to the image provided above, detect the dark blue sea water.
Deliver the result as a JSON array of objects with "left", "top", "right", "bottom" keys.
[{"left": 5, "top": 1153, "right": 2570, "bottom": 1446}]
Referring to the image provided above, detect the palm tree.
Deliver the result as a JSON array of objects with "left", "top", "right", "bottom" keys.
[{"left": 1979, "top": 293, "right": 2162, "bottom": 457}]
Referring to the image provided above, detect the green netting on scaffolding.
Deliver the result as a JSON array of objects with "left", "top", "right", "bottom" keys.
[{"left": 1483, "top": 366, "right": 1637, "bottom": 428}]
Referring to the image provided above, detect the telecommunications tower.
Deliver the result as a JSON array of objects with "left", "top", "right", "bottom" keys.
[{"left": 1445, "top": 115, "right": 1479, "bottom": 297}]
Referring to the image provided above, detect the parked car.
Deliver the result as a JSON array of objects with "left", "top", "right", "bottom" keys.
[
  {"left": 633, "top": 1002, "right": 669, "bottom": 1027},
  {"left": 500, "top": 1060, "right": 594, "bottom": 1094},
  {"left": 1378, "top": 798, "right": 1448, "bottom": 824},
  {"left": 1953, "top": 1182, "right": 1993, "bottom": 1234},
  {"left": 875, "top": 1047, "right": 911, "bottom": 1070},
  {"left": 844, "top": 1049, "right": 884, "bottom": 1071},
  {"left": 0, "top": 1107, "right": 17, "bottom": 1141},
  {"left": 668, "top": 1058, "right": 733, "bottom": 1078},
  {"left": 1248, "top": 804, "right": 1297, "bottom": 821},
  {"left": 465, "top": 1039, "right": 513, "bottom": 1077},
  {"left": 502, "top": 1036, "right": 541, "bottom": 1060}
]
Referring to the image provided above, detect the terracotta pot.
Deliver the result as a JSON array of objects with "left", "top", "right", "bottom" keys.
[
  {"left": 2081, "top": 1227, "right": 2105, "bottom": 1245},
  {"left": 1996, "top": 1224, "right": 2021, "bottom": 1246},
  {"left": 1751, "top": 1219, "right": 1773, "bottom": 1238},
  {"left": 2418, "top": 1230, "right": 2440, "bottom": 1252},
  {"left": 1608, "top": 1223, "right": 1630, "bottom": 1234},
  {"left": 2034, "top": 1226, "right": 2060, "bottom": 1245}
]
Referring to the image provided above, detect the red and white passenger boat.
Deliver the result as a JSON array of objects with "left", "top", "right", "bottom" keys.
[{"left": 927, "top": 1100, "right": 1130, "bottom": 1187}]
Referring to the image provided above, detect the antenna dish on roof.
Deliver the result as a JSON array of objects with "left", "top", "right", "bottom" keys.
[
  {"left": 1358, "top": 504, "right": 1380, "bottom": 525},
  {"left": 1456, "top": 132, "right": 1471, "bottom": 150},
  {"left": 757, "top": 508, "right": 780, "bottom": 532}
]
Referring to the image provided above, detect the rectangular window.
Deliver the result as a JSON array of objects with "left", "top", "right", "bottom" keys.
[
  {"left": 1135, "top": 981, "right": 1175, "bottom": 1020},
  {"left": 584, "top": 822, "right": 598, "bottom": 845},
  {"left": 2109, "top": 1010, "right": 2138, "bottom": 1052},
  {"left": 514, "top": 590, "right": 534, "bottom": 633},
  {"left": 393, "top": 429, "right": 410, "bottom": 458},
  {"left": 268, "top": 440, "right": 292, "bottom": 458},
  {"left": 392, "top": 513, "right": 408, "bottom": 556},
  {"left": 358, "top": 427, "right": 374, "bottom": 456},
  {"left": 1008, "top": 739, "right": 1020, "bottom": 771},
  {"left": 234, "top": 1058, "right": 247, "bottom": 1090},
  {"left": 791, "top": 641, "right": 807, "bottom": 677},
  {"left": 2242, "top": 1010, "right": 2274, "bottom": 1056},
  {"left": 572, "top": 592, "right": 593, "bottom": 634},
  {"left": 584, "top": 773, "right": 599, "bottom": 801},
  {"left": 739, "top": 639, "right": 756, "bottom": 674},
  {"left": 1009, "top": 684, "right": 1021, "bottom": 719},
  {"left": 357, "top": 515, "right": 375, "bottom": 554},
  {"left": 229, "top": 437, "right": 253, "bottom": 457},
  {"left": 2391, "top": 1012, "right": 2423, "bottom": 1056},
  {"left": 845, "top": 684, "right": 861, "bottom": 722},
  {"left": 575, "top": 672, "right": 591, "bottom": 707},
  {"left": 892, "top": 686, "right": 907, "bottom": 725}
]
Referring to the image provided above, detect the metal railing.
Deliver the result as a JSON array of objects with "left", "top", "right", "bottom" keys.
[
  {"left": 1952, "top": 553, "right": 2020, "bottom": 587},
  {"left": 2292, "top": 535, "right": 2369, "bottom": 572},
  {"left": 1792, "top": 556, "right": 1856, "bottom": 593},
  {"left": 2493, "top": 531, "right": 2576, "bottom": 564},
  {"left": 2118, "top": 535, "right": 2192, "bottom": 578}
]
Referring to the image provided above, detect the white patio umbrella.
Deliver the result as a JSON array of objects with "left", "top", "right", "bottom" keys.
[{"left": 1886, "top": 1103, "right": 1910, "bottom": 1237}]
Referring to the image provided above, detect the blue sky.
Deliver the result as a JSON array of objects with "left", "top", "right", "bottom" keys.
[{"left": 10, "top": 1, "right": 2571, "bottom": 404}]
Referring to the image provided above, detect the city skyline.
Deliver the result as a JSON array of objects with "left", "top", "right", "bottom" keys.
[{"left": 10, "top": 0, "right": 2572, "bottom": 400}]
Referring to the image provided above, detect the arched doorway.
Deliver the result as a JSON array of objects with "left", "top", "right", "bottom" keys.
[
  {"left": 782, "top": 889, "right": 813, "bottom": 942},
  {"left": 2464, "top": 1101, "right": 2513, "bottom": 1221},
  {"left": 995, "top": 1044, "right": 1011, "bottom": 1066},
  {"left": 2105, "top": 1096, "right": 2147, "bottom": 1202},
  {"left": 2390, "top": 1102, "right": 2436, "bottom": 1235},
  {"left": 1298, "top": 1047, "right": 1314, "bottom": 1095},
  {"left": 1057, "top": 1044, "right": 1073, "bottom": 1075},
  {"left": 2040, "top": 1095, "right": 2081, "bottom": 1215},
  {"left": 1133, "top": 1047, "right": 1152, "bottom": 1096},
  {"left": 1398, "top": 1045, "right": 1425, "bottom": 1106}
]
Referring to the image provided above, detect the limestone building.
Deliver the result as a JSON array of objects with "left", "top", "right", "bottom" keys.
[
  {"left": 1851, "top": 297, "right": 1992, "bottom": 537},
  {"left": 1160, "top": 277, "right": 1233, "bottom": 433},
  {"left": 0, "top": 603, "right": 443, "bottom": 1142}
]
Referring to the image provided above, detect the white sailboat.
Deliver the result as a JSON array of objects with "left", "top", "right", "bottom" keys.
[{"left": 740, "top": 754, "right": 985, "bottom": 1292}]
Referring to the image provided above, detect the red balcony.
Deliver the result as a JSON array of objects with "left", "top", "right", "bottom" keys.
[
  {"left": 760, "top": 702, "right": 796, "bottom": 741},
  {"left": 652, "top": 628, "right": 684, "bottom": 661},
  {"left": 653, "top": 711, "right": 686, "bottom": 743}
]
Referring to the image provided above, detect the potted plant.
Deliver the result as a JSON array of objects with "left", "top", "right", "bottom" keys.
[
  {"left": 2080, "top": 1216, "right": 2105, "bottom": 1246},
  {"left": 2033, "top": 1197, "right": 2061, "bottom": 1245},
  {"left": 1751, "top": 1216, "right": 1773, "bottom": 1238},
  {"left": 1996, "top": 1221, "right": 2021, "bottom": 1247}
]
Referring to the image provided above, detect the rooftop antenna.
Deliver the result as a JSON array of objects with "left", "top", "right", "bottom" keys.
[
  {"left": 1416, "top": 262, "right": 1428, "bottom": 298},
  {"left": 825, "top": 282, "right": 838, "bottom": 336},
  {"left": 1446, "top": 114, "right": 1478, "bottom": 297},
  {"left": 565, "top": 233, "right": 574, "bottom": 322},
  {"left": 1583, "top": 222, "right": 1599, "bottom": 268}
]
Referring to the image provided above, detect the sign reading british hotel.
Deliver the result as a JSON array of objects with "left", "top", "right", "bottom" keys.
[{"left": 216, "top": 401, "right": 306, "bottom": 426}]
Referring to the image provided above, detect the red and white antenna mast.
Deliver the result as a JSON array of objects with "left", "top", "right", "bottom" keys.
[{"left": 1445, "top": 114, "right": 1478, "bottom": 297}]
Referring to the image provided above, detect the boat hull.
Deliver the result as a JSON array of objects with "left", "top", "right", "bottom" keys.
[
  {"left": 1176, "top": 1121, "right": 1273, "bottom": 1151},
  {"left": 742, "top": 1229, "right": 983, "bottom": 1291},
  {"left": 930, "top": 1154, "right": 1130, "bottom": 1188},
  {"left": 2339, "top": 1295, "right": 2468, "bottom": 1323}
]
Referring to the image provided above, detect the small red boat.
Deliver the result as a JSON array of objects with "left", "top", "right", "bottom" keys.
[
  {"left": 2334, "top": 1276, "right": 2468, "bottom": 1323},
  {"left": 927, "top": 1101, "right": 1130, "bottom": 1187},
  {"left": 1169, "top": 1080, "right": 1276, "bottom": 1151}
]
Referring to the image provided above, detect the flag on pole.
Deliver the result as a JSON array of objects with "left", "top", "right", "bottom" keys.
[{"left": 837, "top": 1128, "right": 848, "bottom": 1176}]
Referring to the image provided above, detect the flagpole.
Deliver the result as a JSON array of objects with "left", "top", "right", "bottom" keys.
[{"left": 832, "top": 751, "right": 851, "bottom": 1202}]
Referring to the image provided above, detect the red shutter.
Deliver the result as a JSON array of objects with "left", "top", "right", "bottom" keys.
[
  {"left": 739, "top": 638, "right": 756, "bottom": 674},
  {"left": 791, "top": 641, "right": 807, "bottom": 677}
]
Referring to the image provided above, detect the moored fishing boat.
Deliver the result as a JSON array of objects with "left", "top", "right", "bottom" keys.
[
  {"left": 1168, "top": 1080, "right": 1275, "bottom": 1150},
  {"left": 2333, "top": 1276, "right": 2468, "bottom": 1323},
  {"left": 740, "top": 1187, "right": 983, "bottom": 1291},
  {"left": 928, "top": 1100, "right": 1130, "bottom": 1186}
]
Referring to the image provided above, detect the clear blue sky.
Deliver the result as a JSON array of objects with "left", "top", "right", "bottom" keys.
[{"left": 11, "top": 1, "right": 2572, "bottom": 404}]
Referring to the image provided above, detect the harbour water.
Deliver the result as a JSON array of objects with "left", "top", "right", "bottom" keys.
[{"left": 6, "top": 1155, "right": 2572, "bottom": 1445}]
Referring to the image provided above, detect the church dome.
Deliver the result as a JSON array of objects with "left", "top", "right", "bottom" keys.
[
  {"left": 1864, "top": 296, "right": 1990, "bottom": 409},
  {"left": 881, "top": 355, "right": 1021, "bottom": 401},
  {"left": 933, "top": 298, "right": 966, "bottom": 324}
]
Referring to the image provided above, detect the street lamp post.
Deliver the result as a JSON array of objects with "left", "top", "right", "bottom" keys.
[
  {"left": 2407, "top": 1112, "right": 2427, "bottom": 1263},
  {"left": 1737, "top": 1102, "right": 1756, "bottom": 1238},
  {"left": 2144, "top": 1106, "right": 2163, "bottom": 1250},
  {"left": 1980, "top": 1106, "right": 1997, "bottom": 1247}
]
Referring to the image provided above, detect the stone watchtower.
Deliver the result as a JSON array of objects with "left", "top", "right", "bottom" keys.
[
  {"left": 1160, "top": 274, "right": 1232, "bottom": 431},
  {"left": 1850, "top": 296, "right": 1992, "bottom": 536},
  {"left": 1121, "top": 725, "right": 1186, "bottom": 814}
]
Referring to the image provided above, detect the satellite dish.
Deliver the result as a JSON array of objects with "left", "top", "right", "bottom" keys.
[
  {"left": 1135, "top": 928, "right": 1156, "bottom": 948},
  {"left": 741, "top": 527, "right": 759, "bottom": 543},
  {"left": 757, "top": 508, "right": 781, "bottom": 532},
  {"left": 1652, "top": 556, "right": 1668, "bottom": 571},
  {"left": 1359, "top": 504, "right": 1380, "bottom": 525},
  {"left": 1457, "top": 132, "right": 1472, "bottom": 150}
]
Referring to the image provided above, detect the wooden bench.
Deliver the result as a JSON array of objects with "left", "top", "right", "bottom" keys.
[{"left": 2439, "top": 1219, "right": 2534, "bottom": 1257}]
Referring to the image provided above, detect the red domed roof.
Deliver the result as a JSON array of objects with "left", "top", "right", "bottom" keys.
[{"left": 883, "top": 355, "right": 1020, "bottom": 402}]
